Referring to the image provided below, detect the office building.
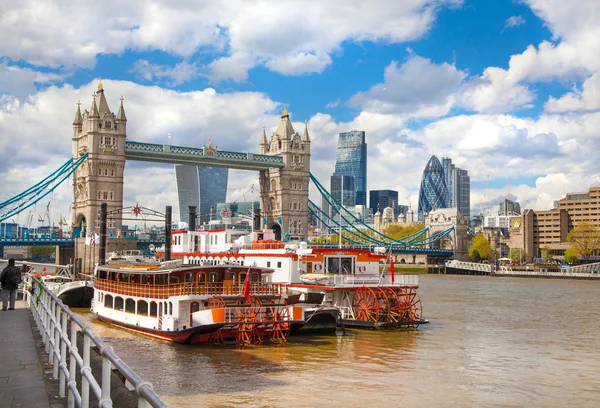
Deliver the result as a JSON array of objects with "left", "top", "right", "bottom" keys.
[
  {"left": 509, "top": 186, "right": 600, "bottom": 261},
  {"left": 369, "top": 190, "right": 399, "bottom": 216},
  {"left": 442, "top": 157, "right": 471, "bottom": 218},
  {"left": 418, "top": 155, "right": 448, "bottom": 221},
  {"left": 498, "top": 198, "right": 521, "bottom": 215},
  {"left": 175, "top": 165, "right": 228, "bottom": 225},
  {"left": 330, "top": 175, "right": 355, "bottom": 208},
  {"left": 334, "top": 131, "right": 367, "bottom": 206}
]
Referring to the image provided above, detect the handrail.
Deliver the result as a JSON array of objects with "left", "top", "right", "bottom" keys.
[{"left": 27, "top": 276, "right": 169, "bottom": 408}]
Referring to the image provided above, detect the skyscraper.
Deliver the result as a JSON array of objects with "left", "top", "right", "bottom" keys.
[
  {"left": 330, "top": 175, "right": 355, "bottom": 208},
  {"left": 418, "top": 155, "right": 448, "bottom": 221},
  {"left": 442, "top": 157, "right": 470, "bottom": 218},
  {"left": 369, "top": 190, "right": 399, "bottom": 216},
  {"left": 175, "top": 165, "right": 228, "bottom": 225},
  {"left": 334, "top": 131, "right": 367, "bottom": 206},
  {"left": 198, "top": 166, "right": 228, "bottom": 224}
]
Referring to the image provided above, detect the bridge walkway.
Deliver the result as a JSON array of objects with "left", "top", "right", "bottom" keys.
[{"left": 0, "top": 300, "right": 64, "bottom": 408}]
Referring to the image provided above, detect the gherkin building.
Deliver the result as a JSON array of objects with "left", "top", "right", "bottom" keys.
[{"left": 418, "top": 155, "right": 448, "bottom": 221}]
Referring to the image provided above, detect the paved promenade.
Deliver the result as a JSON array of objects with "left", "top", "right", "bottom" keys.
[{"left": 0, "top": 300, "right": 65, "bottom": 408}]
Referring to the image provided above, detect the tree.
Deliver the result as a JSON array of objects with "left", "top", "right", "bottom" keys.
[
  {"left": 564, "top": 247, "right": 579, "bottom": 264},
  {"left": 29, "top": 246, "right": 56, "bottom": 259},
  {"left": 566, "top": 221, "right": 600, "bottom": 261},
  {"left": 470, "top": 249, "right": 481, "bottom": 262},
  {"left": 508, "top": 248, "right": 526, "bottom": 263},
  {"left": 384, "top": 223, "right": 426, "bottom": 240},
  {"left": 469, "top": 233, "right": 492, "bottom": 260}
]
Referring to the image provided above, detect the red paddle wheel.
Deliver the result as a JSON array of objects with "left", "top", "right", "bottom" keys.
[
  {"left": 395, "top": 287, "right": 423, "bottom": 326},
  {"left": 268, "top": 305, "right": 291, "bottom": 344},
  {"left": 235, "top": 296, "right": 264, "bottom": 345},
  {"left": 352, "top": 286, "right": 390, "bottom": 322}
]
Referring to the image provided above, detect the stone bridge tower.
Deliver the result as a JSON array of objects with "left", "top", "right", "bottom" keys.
[
  {"left": 258, "top": 106, "right": 311, "bottom": 241},
  {"left": 426, "top": 208, "right": 470, "bottom": 261},
  {"left": 71, "top": 81, "right": 127, "bottom": 238}
]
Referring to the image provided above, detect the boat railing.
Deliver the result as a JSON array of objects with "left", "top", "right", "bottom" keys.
[
  {"left": 328, "top": 274, "right": 420, "bottom": 287},
  {"left": 94, "top": 279, "right": 288, "bottom": 298},
  {"left": 28, "top": 276, "right": 168, "bottom": 408},
  {"left": 221, "top": 305, "right": 298, "bottom": 323}
]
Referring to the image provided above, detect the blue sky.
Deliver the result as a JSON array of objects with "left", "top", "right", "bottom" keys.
[{"left": 1, "top": 0, "right": 600, "bottom": 225}]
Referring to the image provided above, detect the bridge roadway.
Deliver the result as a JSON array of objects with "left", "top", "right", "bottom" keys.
[{"left": 0, "top": 299, "right": 63, "bottom": 408}]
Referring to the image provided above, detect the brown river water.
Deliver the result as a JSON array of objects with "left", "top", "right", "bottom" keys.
[{"left": 76, "top": 275, "right": 600, "bottom": 407}]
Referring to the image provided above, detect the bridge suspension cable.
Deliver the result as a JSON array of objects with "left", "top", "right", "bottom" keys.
[{"left": 0, "top": 153, "right": 88, "bottom": 223}]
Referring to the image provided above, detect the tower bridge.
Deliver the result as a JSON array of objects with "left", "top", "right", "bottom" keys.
[{"left": 1, "top": 81, "right": 470, "bottom": 264}]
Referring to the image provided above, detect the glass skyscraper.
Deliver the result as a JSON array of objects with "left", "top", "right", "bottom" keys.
[
  {"left": 334, "top": 131, "right": 367, "bottom": 206},
  {"left": 417, "top": 155, "right": 448, "bottom": 221},
  {"left": 369, "top": 190, "right": 399, "bottom": 216},
  {"left": 442, "top": 157, "right": 471, "bottom": 218},
  {"left": 175, "top": 165, "right": 228, "bottom": 225},
  {"left": 330, "top": 175, "right": 355, "bottom": 208}
]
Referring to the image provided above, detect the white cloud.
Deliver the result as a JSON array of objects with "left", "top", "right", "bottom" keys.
[
  {"left": 350, "top": 56, "right": 466, "bottom": 117},
  {"left": 0, "top": 0, "right": 462, "bottom": 80},
  {"left": 505, "top": 15, "right": 526, "bottom": 29},
  {"left": 544, "top": 71, "right": 600, "bottom": 112},
  {"left": 205, "top": 52, "right": 256, "bottom": 82},
  {"left": 0, "top": 61, "right": 64, "bottom": 100},
  {"left": 130, "top": 60, "right": 200, "bottom": 86}
]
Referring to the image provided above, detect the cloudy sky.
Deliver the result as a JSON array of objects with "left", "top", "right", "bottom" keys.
[{"left": 1, "top": 0, "right": 600, "bottom": 228}]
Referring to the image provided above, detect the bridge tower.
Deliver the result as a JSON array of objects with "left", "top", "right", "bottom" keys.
[
  {"left": 426, "top": 208, "right": 469, "bottom": 261},
  {"left": 71, "top": 81, "right": 127, "bottom": 238},
  {"left": 259, "top": 106, "right": 311, "bottom": 241}
]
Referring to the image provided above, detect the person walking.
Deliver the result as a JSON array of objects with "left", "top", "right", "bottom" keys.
[{"left": 1, "top": 259, "right": 22, "bottom": 311}]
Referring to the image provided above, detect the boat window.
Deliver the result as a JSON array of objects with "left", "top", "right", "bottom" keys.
[
  {"left": 138, "top": 300, "right": 148, "bottom": 316},
  {"left": 209, "top": 272, "right": 218, "bottom": 283},
  {"left": 185, "top": 272, "right": 193, "bottom": 282},
  {"left": 267, "top": 261, "right": 271, "bottom": 267},
  {"left": 169, "top": 302, "right": 173, "bottom": 315},
  {"left": 150, "top": 302, "right": 158, "bottom": 317},
  {"left": 197, "top": 273, "right": 206, "bottom": 283},
  {"left": 325, "top": 256, "right": 354, "bottom": 274},
  {"left": 191, "top": 302, "right": 200, "bottom": 313},
  {"left": 104, "top": 294, "right": 113, "bottom": 308},
  {"left": 251, "top": 272, "right": 259, "bottom": 283},
  {"left": 114, "top": 297, "right": 124, "bottom": 311},
  {"left": 125, "top": 299, "right": 135, "bottom": 314},
  {"left": 277, "top": 261, "right": 282, "bottom": 268},
  {"left": 98, "top": 270, "right": 108, "bottom": 279},
  {"left": 163, "top": 302, "right": 167, "bottom": 315}
]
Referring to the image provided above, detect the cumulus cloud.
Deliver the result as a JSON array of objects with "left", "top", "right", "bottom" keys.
[
  {"left": 0, "top": 61, "right": 64, "bottom": 100},
  {"left": 545, "top": 71, "right": 600, "bottom": 112},
  {"left": 0, "top": 0, "right": 461, "bottom": 80},
  {"left": 350, "top": 56, "right": 466, "bottom": 117}
]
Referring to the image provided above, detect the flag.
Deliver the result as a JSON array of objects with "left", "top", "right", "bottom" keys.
[
  {"left": 243, "top": 271, "right": 250, "bottom": 300},
  {"left": 42, "top": 267, "right": 46, "bottom": 272},
  {"left": 168, "top": 133, "right": 172, "bottom": 139},
  {"left": 94, "top": 232, "right": 99, "bottom": 247},
  {"left": 390, "top": 254, "right": 395, "bottom": 285}
]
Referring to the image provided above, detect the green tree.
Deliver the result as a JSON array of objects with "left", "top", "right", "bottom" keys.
[
  {"left": 508, "top": 248, "right": 526, "bottom": 263},
  {"left": 564, "top": 247, "right": 579, "bottom": 264},
  {"left": 470, "top": 249, "right": 481, "bottom": 262},
  {"left": 540, "top": 246, "right": 552, "bottom": 261},
  {"left": 384, "top": 223, "right": 426, "bottom": 240},
  {"left": 469, "top": 233, "right": 492, "bottom": 260},
  {"left": 566, "top": 221, "right": 600, "bottom": 261},
  {"left": 29, "top": 246, "right": 56, "bottom": 258}
]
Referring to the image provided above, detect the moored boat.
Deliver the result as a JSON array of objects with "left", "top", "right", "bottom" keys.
[
  {"left": 157, "top": 225, "right": 428, "bottom": 332},
  {"left": 91, "top": 263, "right": 305, "bottom": 345}
]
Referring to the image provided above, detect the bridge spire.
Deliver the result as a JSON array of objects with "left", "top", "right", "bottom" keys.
[
  {"left": 302, "top": 120, "right": 310, "bottom": 143},
  {"left": 96, "top": 79, "right": 111, "bottom": 115},
  {"left": 281, "top": 104, "right": 289, "bottom": 118},
  {"left": 116, "top": 96, "right": 127, "bottom": 122},
  {"left": 259, "top": 124, "right": 268, "bottom": 154},
  {"left": 89, "top": 94, "right": 99, "bottom": 118},
  {"left": 72, "top": 101, "right": 82, "bottom": 126}
]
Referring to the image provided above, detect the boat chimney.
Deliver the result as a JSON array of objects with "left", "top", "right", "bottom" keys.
[
  {"left": 99, "top": 203, "right": 107, "bottom": 265},
  {"left": 165, "top": 205, "right": 172, "bottom": 261},
  {"left": 188, "top": 206, "right": 196, "bottom": 231}
]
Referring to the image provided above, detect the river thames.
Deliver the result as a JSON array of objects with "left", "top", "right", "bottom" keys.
[{"left": 77, "top": 275, "right": 600, "bottom": 407}]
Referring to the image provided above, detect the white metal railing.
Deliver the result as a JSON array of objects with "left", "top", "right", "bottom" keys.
[
  {"left": 445, "top": 260, "right": 493, "bottom": 273},
  {"left": 327, "top": 273, "right": 419, "bottom": 287},
  {"left": 494, "top": 269, "right": 600, "bottom": 278},
  {"left": 567, "top": 262, "right": 600, "bottom": 274},
  {"left": 0, "top": 259, "right": 73, "bottom": 279},
  {"left": 29, "top": 276, "right": 169, "bottom": 408}
]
